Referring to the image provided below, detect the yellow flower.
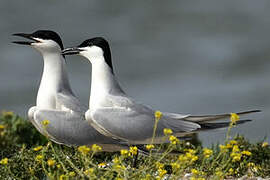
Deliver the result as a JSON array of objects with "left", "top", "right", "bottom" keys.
[
  {"left": 155, "top": 162, "right": 164, "bottom": 169},
  {"left": 219, "top": 145, "right": 228, "bottom": 152},
  {"left": 35, "top": 155, "right": 43, "bottom": 162},
  {"left": 169, "top": 135, "right": 179, "bottom": 145},
  {"left": 120, "top": 149, "right": 129, "bottom": 156},
  {"left": 251, "top": 165, "right": 260, "bottom": 173},
  {"left": 0, "top": 124, "right": 6, "bottom": 136},
  {"left": 228, "top": 168, "right": 234, "bottom": 175},
  {"left": 2, "top": 111, "right": 14, "bottom": 119},
  {"left": 78, "top": 145, "right": 91, "bottom": 155},
  {"left": 33, "top": 146, "right": 43, "bottom": 151},
  {"left": 171, "top": 162, "right": 180, "bottom": 171},
  {"left": 163, "top": 128, "right": 173, "bottom": 136},
  {"left": 158, "top": 168, "right": 167, "bottom": 178},
  {"left": 57, "top": 164, "right": 61, "bottom": 169},
  {"left": 84, "top": 168, "right": 94, "bottom": 176},
  {"left": 186, "top": 149, "right": 198, "bottom": 162},
  {"left": 178, "top": 149, "right": 198, "bottom": 164},
  {"left": 232, "top": 145, "right": 240, "bottom": 153},
  {"left": 178, "top": 154, "right": 187, "bottom": 162},
  {"left": 203, "top": 148, "right": 213, "bottom": 158},
  {"left": 230, "top": 113, "right": 239, "bottom": 125},
  {"left": 185, "top": 152, "right": 193, "bottom": 159},
  {"left": 42, "top": 119, "right": 50, "bottom": 127},
  {"left": 247, "top": 162, "right": 255, "bottom": 167},
  {"left": 98, "top": 162, "right": 106, "bottom": 168},
  {"left": 129, "top": 146, "right": 138, "bottom": 156},
  {"left": 191, "top": 156, "right": 198, "bottom": 162},
  {"left": 229, "top": 140, "right": 238, "bottom": 145},
  {"left": 0, "top": 158, "right": 8, "bottom": 165},
  {"left": 146, "top": 144, "right": 155, "bottom": 150},
  {"left": 114, "top": 164, "right": 126, "bottom": 170},
  {"left": 226, "top": 143, "right": 233, "bottom": 149},
  {"left": 190, "top": 170, "right": 205, "bottom": 179},
  {"left": 230, "top": 152, "right": 241, "bottom": 162},
  {"left": 191, "top": 169, "right": 199, "bottom": 175},
  {"left": 47, "top": 159, "right": 56, "bottom": 166},
  {"left": 113, "top": 157, "right": 120, "bottom": 164},
  {"left": 59, "top": 174, "right": 67, "bottom": 180},
  {"left": 0, "top": 124, "right": 5, "bottom": 130},
  {"left": 233, "top": 155, "right": 241, "bottom": 162},
  {"left": 69, "top": 171, "right": 76, "bottom": 177},
  {"left": 155, "top": 111, "right": 162, "bottom": 120},
  {"left": 156, "top": 162, "right": 167, "bottom": 178},
  {"left": 215, "top": 170, "right": 223, "bottom": 177},
  {"left": 92, "top": 144, "right": 102, "bottom": 152},
  {"left": 242, "top": 150, "right": 252, "bottom": 156},
  {"left": 262, "top": 142, "right": 268, "bottom": 147},
  {"left": 188, "top": 149, "right": 196, "bottom": 154}
]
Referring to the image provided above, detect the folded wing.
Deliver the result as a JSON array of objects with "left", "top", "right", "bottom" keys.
[
  {"left": 33, "top": 109, "right": 121, "bottom": 145},
  {"left": 89, "top": 106, "right": 200, "bottom": 144}
]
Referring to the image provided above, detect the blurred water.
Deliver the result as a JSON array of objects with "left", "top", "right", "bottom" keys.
[{"left": 0, "top": 0, "right": 269, "bottom": 146}]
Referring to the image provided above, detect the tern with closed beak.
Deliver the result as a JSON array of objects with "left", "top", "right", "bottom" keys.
[{"left": 62, "top": 37, "right": 260, "bottom": 144}]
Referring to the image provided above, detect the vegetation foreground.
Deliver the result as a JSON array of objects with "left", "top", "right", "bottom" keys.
[{"left": 0, "top": 111, "right": 269, "bottom": 180}]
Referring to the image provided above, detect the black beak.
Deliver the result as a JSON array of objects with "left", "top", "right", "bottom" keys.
[
  {"left": 12, "top": 33, "right": 40, "bottom": 45},
  {"left": 62, "top": 47, "right": 84, "bottom": 55}
]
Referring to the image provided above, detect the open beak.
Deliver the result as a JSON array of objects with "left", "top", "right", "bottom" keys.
[
  {"left": 12, "top": 33, "right": 41, "bottom": 45},
  {"left": 62, "top": 47, "right": 84, "bottom": 55}
]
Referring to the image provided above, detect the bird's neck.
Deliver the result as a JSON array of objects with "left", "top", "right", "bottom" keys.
[
  {"left": 37, "top": 52, "right": 72, "bottom": 109},
  {"left": 90, "top": 57, "right": 124, "bottom": 109}
]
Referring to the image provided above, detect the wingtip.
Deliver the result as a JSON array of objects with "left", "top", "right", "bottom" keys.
[
  {"left": 248, "top": 109, "right": 261, "bottom": 113},
  {"left": 12, "top": 33, "right": 24, "bottom": 37},
  {"left": 199, "top": 119, "right": 252, "bottom": 130},
  {"left": 237, "top": 109, "right": 262, "bottom": 115},
  {"left": 237, "top": 119, "right": 252, "bottom": 124}
]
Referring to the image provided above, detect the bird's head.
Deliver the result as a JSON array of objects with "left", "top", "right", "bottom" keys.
[
  {"left": 62, "top": 37, "right": 113, "bottom": 70},
  {"left": 13, "top": 30, "right": 64, "bottom": 54}
]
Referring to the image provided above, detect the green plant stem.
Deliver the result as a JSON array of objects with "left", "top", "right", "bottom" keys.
[
  {"left": 49, "top": 143, "right": 69, "bottom": 173},
  {"left": 64, "top": 154, "right": 84, "bottom": 178}
]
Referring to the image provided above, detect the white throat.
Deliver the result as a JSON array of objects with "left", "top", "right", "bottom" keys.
[
  {"left": 36, "top": 52, "right": 72, "bottom": 109},
  {"left": 89, "top": 55, "right": 124, "bottom": 109}
]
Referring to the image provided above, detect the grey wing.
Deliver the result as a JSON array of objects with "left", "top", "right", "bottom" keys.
[
  {"left": 91, "top": 105, "right": 200, "bottom": 144},
  {"left": 162, "top": 110, "right": 258, "bottom": 138},
  {"left": 183, "top": 110, "right": 260, "bottom": 122},
  {"left": 160, "top": 110, "right": 258, "bottom": 136},
  {"left": 33, "top": 109, "right": 121, "bottom": 146},
  {"left": 162, "top": 110, "right": 260, "bottom": 123},
  {"left": 56, "top": 91, "right": 87, "bottom": 113},
  {"left": 28, "top": 106, "right": 54, "bottom": 141},
  {"left": 163, "top": 112, "right": 190, "bottom": 119}
]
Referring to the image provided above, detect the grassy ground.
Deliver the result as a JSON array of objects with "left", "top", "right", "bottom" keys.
[{"left": 0, "top": 111, "right": 269, "bottom": 180}]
